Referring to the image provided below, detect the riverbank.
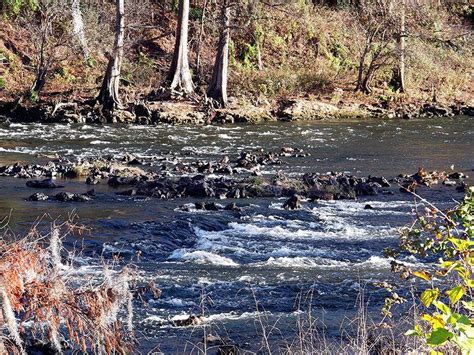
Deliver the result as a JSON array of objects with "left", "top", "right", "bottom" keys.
[{"left": 1, "top": 97, "right": 473, "bottom": 125}]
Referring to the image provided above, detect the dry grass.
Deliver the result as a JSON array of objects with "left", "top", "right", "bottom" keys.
[{"left": 0, "top": 215, "right": 135, "bottom": 354}]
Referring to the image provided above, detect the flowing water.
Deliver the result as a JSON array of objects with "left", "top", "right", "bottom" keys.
[{"left": 0, "top": 118, "right": 473, "bottom": 353}]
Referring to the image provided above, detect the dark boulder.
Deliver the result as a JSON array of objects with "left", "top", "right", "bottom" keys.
[
  {"left": 448, "top": 172, "right": 467, "bottom": 180},
  {"left": 460, "top": 105, "right": 474, "bottom": 116},
  {"left": 186, "top": 179, "right": 214, "bottom": 197},
  {"left": 355, "top": 182, "right": 380, "bottom": 196},
  {"left": 367, "top": 176, "right": 391, "bottom": 187},
  {"left": 127, "top": 158, "right": 143, "bottom": 166},
  {"left": 283, "top": 194, "right": 301, "bottom": 210},
  {"left": 204, "top": 202, "right": 221, "bottom": 211},
  {"left": 26, "top": 179, "right": 64, "bottom": 189},
  {"left": 224, "top": 202, "right": 242, "bottom": 211}
]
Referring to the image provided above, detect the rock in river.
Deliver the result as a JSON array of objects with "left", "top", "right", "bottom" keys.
[
  {"left": 26, "top": 179, "right": 64, "bottom": 188},
  {"left": 27, "top": 192, "right": 49, "bottom": 201},
  {"left": 283, "top": 194, "right": 301, "bottom": 210}
]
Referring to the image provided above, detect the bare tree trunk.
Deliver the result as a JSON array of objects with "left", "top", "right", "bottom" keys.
[
  {"left": 207, "top": 0, "right": 230, "bottom": 107},
  {"left": 97, "top": 0, "right": 125, "bottom": 111},
  {"left": 71, "top": 0, "right": 89, "bottom": 60},
  {"left": 168, "top": 0, "right": 194, "bottom": 94},
  {"left": 31, "top": 67, "right": 48, "bottom": 94},
  {"left": 398, "top": 0, "right": 406, "bottom": 92},
  {"left": 256, "top": 41, "right": 263, "bottom": 71},
  {"left": 29, "top": 14, "right": 52, "bottom": 98},
  {"left": 355, "top": 39, "right": 370, "bottom": 92},
  {"left": 195, "top": 0, "right": 208, "bottom": 80}
]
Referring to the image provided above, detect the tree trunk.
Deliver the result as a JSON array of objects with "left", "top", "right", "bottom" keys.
[
  {"left": 168, "top": 0, "right": 194, "bottom": 94},
  {"left": 97, "top": 0, "right": 125, "bottom": 111},
  {"left": 207, "top": 0, "right": 230, "bottom": 107},
  {"left": 398, "top": 0, "right": 406, "bottom": 92},
  {"left": 355, "top": 40, "right": 370, "bottom": 92},
  {"left": 195, "top": 0, "right": 208, "bottom": 81},
  {"left": 29, "top": 17, "right": 51, "bottom": 98},
  {"left": 256, "top": 41, "right": 263, "bottom": 71},
  {"left": 71, "top": 0, "right": 89, "bottom": 60},
  {"left": 361, "top": 70, "right": 373, "bottom": 94},
  {"left": 31, "top": 67, "right": 48, "bottom": 95}
]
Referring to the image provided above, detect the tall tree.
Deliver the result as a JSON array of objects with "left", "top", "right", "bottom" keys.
[
  {"left": 195, "top": 0, "right": 208, "bottom": 81},
  {"left": 168, "top": 0, "right": 194, "bottom": 94},
  {"left": 27, "top": 0, "right": 70, "bottom": 99},
  {"left": 97, "top": 0, "right": 125, "bottom": 111},
  {"left": 207, "top": 0, "right": 230, "bottom": 107},
  {"left": 397, "top": 0, "right": 406, "bottom": 92},
  {"left": 354, "top": 0, "right": 397, "bottom": 94}
]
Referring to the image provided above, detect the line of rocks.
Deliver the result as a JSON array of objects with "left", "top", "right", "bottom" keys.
[
  {"left": 28, "top": 190, "right": 95, "bottom": 202},
  {"left": 0, "top": 148, "right": 308, "bottom": 182},
  {"left": 1, "top": 152, "right": 469, "bottom": 204}
]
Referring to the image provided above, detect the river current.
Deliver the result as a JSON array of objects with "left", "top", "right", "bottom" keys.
[{"left": 0, "top": 118, "right": 473, "bottom": 353}]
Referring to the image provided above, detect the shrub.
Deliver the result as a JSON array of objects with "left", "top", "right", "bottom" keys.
[{"left": 388, "top": 187, "right": 474, "bottom": 353}]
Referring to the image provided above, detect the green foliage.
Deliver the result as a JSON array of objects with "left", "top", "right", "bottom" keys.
[
  {"left": 189, "top": 6, "right": 202, "bottom": 21},
  {"left": 327, "top": 41, "right": 353, "bottom": 71},
  {"left": 241, "top": 43, "right": 258, "bottom": 69},
  {"left": 254, "top": 23, "right": 264, "bottom": 44},
  {"left": 1, "top": 0, "right": 37, "bottom": 16},
  {"left": 0, "top": 76, "right": 6, "bottom": 89},
  {"left": 138, "top": 52, "right": 155, "bottom": 68},
  {"left": 397, "top": 187, "right": 474, "bottom": 353},
  {"left": 0, "top": 52, "right": 8, "bottom": 64},
  {"left": 29, "top": 89, "right": 38, "bottom": 104},
  {"left": 86, "top": 56, "right": 97, "bottom": 68},
  {"left": 171, "top": 0, "right": 179, "bottom": 13}
]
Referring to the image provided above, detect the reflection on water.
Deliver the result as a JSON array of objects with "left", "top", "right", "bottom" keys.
[{"left": 0, "top": 118, "right": 472, "bottom": 352}]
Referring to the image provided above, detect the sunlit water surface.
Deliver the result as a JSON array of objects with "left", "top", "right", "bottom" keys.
[{"left": 0, "top": 118, "right": 472, "bottom": 352}]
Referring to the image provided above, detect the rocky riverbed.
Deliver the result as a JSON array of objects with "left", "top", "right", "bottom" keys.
[
  {"left": 1, "top": 150, "right": 469, "bottom": 207},
  {"left": 1, "top": 97, "right": 473, "bottom": 125},
  {"left": 0, "top": 118, "right": 472, "bottom": 352}
]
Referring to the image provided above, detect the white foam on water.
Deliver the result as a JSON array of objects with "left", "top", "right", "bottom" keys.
[
  {"left": 205, "top": 311, "right": 268, "bottom": 322},
  {"left": 255, "top": 255, "right": 403, "bottom": 270},
  {"left": 217, "top": 134, "right": 233, "bottom": 139},
  {"left": 168, "top": 250, "right": 238, "bottom": 266},
  {"left": 8, "top": 123, "right": 29, "bottom": 128},
  {"left": 0, "top": 147, "right": 41, "bottom": 154},
  {"left": 238, "top": 275, "right": 253, "bottom": 282}
]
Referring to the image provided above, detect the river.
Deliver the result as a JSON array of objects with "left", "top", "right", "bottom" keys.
[{"left": 0, "top": 117, "right": 472, "bottom": 353}]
